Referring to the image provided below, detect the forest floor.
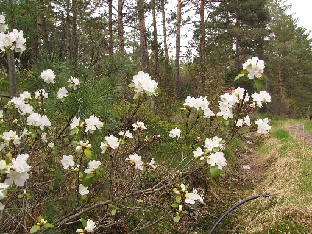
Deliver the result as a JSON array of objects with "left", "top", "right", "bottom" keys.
[{"left": 209, "top": 120, "right": 312, "bottom": 234}]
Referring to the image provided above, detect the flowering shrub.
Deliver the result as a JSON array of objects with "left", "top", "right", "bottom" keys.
[{"left": 0, "top": 14, "right": 272, "bottom": 233}]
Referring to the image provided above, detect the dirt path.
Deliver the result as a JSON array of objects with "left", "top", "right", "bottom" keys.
[{"left": 288, "top": 122, "right": 312, "bottom": 146}]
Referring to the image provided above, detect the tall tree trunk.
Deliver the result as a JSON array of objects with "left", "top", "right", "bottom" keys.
[
  {"left": 118, "top": 0, "right": 124, "bottom": 53},
  {"left": 137, "top": 0, "right": 148, "bottom": 72},
  {"left": 199, "top": 0, "right": 206, "bottom": 91},
  {"left": 39, "top": 0, "right": 49, "bottom": 53},
  {"left": 7, "top": 51, "right": 16, "bottom": 97},
  {"left": 108, "top": 0, "right": 113, "bottom": 55},
  {"left": 72, "top": 0, "right": 78, "bottom": 67},
  {"left": 175, "top": 0, "right": 182, "bottom": 96},
  {"left": 152, "top": 0, "right": 159, "bottom": 80},
  {"left": 161, "top": 0, "right": 169, "bottom": 61},
  {"left": 65, "top": 0, "right": 71, "bottom": 62}
]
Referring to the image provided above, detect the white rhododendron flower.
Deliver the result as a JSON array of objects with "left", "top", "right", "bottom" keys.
[
  {"left": 57, "top": 87, "right": 68, "bottom": 99},
  {"left": 183, "top": 96, "right": 215, "bottom": 118},
  {"left": 252, "top": 91, "right": 271, "bottom": 108},
  {"left": 41, "top": 69, "right": 55, "bottom": 84},
  {"left": 207, "top": 152, "right": 227, "bottom": 170},
  {"left": 0, "top": 160, "right": 7, "bottom": 170},
  {"left": 185, "top": 189, "right": 204, "bottom": 204},
  {"left": 2, "top": 130, "right": 20, "bottom": 145},
  {"left": 70, "top": 116, "right": 81, "bottom": 129},
  {"left": 84, "top": 219, "right": 96, "bottom": 233},
  {"left": 193, "top": 147, "right": 204, "bottom": 159},
  {"left": 27, "top": 113, "right": 51, "bottom": 130},
  {"left": 84, "top": 160, "right": 101, "bottom": 174},
  {"left": 0, "top": 14, "right": 8, "bottom": 33},
  {"left": 119, "top": 130, "right": 133, "bottom": 138},
  {"left": 255, "top": 118, "right": 271, "bottom": 134},
  {"left": 79, "top": 184, "right": 89, "bottom": 196},
  {"left": 76, "top": 141, "right": 91, "bottom": 152},
  {"left": 132, "top": 121, "right": 147, "bottom": 131},
  {"left": 9, "top": 96, "right": 34, "bottom": 115},
  {"left": 68, "top": 76, "right": 80, "bottom": 90},
  {"left": 35, "top": 89, "right": 48, "bottom": 99},
  {"left": 244, "top": 115, "right": 251, "bottom": 126},
  {"left": 41, "top": 132, "right": 47, "bottom": 142},
  {"left": 85, "top": 115, "right": 103, "bottom": 132},
  {"left": 61, "top": 155, "right": 75, "bottom": 169},
  {"left": 169, "top": 127, "right": 181, "bottom": 139},
  {"left": 104, "top": 135, "right": 120, "bottom": 149},
  {"left": 217, "top": 92, "right": 240, "bottom": 120},
  {"left": 243, "top": 57, "right": 265, "bottom": 79},
  {"left": 126, "top": 154, "right": 144, "bottom": 170},
  {"left": 236, "top": 119, "right": 244, "bottom": 127},
  {"left": 19, "top": 91, "right": 31, "bottom": 100},
  {"left": 147, "top": 158, "right": 157, "bottom": 169},
  {"left": 100, "top": 142, "right": 108, "bottom": 154},
  {"left": 48, "top": 142, "right": 54, "bottom": 148},
  {"left": 132, "top": 71, "right": 158, "bottom": 96},
  {"left": 204, "top": 136, "right": 224, "bottom": 152},
  {"left": 0, "top": 183, "right": 10, "bottom": 199},
  {"left": 6, "top": 154, "right": 31, "bottom": 187}
]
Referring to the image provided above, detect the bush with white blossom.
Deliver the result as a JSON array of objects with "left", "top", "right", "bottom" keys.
[{"left": 0, "top": 13, "right": 273, "bottom": 234}]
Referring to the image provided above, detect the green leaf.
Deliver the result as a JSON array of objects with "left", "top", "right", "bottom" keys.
[
  {"left": 80, "top": 218, "right": 87, "bottom": 227},
  {"left": 133, "top": 92, "right": 140, "bottom": 100},
  {"left": 18, "top": 194, "right": 24, "bottom": 199},
  {"left": 30, "top": 225, "right": 40, "bottom": 233},
  {"left": 37, "top": 216, "right": 43, "bottom": 222},
  {"left": 224, "top": 120, "right": 230, "bottom": 126},
  {"left": 234, "top": 73, "right": 245, "bottom": 81},
  {"left": 44, "top": 223, "right": 54, "bottom": 228},
  {"left": 173, "top": 215, "right": 180, "bottom": 223},
  {"left": 70, "top": 128, "right": 79, "bottom": 135},
  {"left": 212, "top": 147, "right": 220, "bottom": 153},
  {"left": 84, "top": 148, "right": 92, "bottom": 158},
  {"left": 210, "top": 166, "right": 221, "bottom": 178},
  {"left": 128, "top": 83, "right": 135, "bottom": 88},
  {"left": 111, "top": 209, "right": 117, "bottom": 216},
  {"left": 83, "top": 173, "right": 94, "bottom": 187},
  {"left": 254, "top": 78, "right": 262, "bottom": 91},
  {"left": 176, "top": 196, "right": 182, "bottom": 203},
  {"left": 5, "top": 156, "right": 11, "bottom": 165},
  {"left": 171, "top": 203, "right": 179, "bottom": 208}
]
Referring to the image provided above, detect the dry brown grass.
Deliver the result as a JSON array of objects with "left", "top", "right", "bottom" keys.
[{"left": 233, "top": 121, "right": 312, "bottom": 233}]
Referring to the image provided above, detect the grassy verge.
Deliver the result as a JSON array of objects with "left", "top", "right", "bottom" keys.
[{"left": 234, "top": 120, "right": 312, "bottom": 233}]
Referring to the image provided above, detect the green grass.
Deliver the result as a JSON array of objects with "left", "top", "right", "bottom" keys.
[{"left": 304, "top": 121, "right": 312, "bottom": 134}]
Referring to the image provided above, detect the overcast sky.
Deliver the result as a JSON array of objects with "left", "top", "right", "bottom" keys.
[{"left": 286, "top": 0, "right": 312, "bottom": 37}]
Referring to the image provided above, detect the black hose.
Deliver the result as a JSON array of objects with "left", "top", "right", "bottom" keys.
[{"left": 208, "top": 193, "right": 271, "bottom": 234}]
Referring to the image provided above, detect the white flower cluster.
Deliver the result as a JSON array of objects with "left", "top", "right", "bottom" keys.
[
  {"left": 252, "top": 91, "right": 271, "bottom": 108},
  {"left": 0, "top": 154, "right": 31, "bottom": 210},
  {"left": 0, "top": 25, "right": 26, "bottom": 53},
  {"left": 169, "top": 127, "right": 181, "bottom": 139},
  {"left": 255, "top": 118, "right": 271, "bottom": 134},
  {"left": 184, "top": 96, "right": 214, "bottom": 118},
  {"left": 41, "top": 69, "right": 55, "bottom": 84},
  {"left": 236, "top": 115, "right": 251, "bottom": 127},
  {"left": 193, "top": 136, "right": 227, "bottom": 170},
  {"left": 217, "top": 87, "right": 249, "bottom": 120},
  {"left": 132, "top": 71, "right": 158, "bottom": 96},
  {"left": 68, "top": 76, "right": 80, "bottom": 90},
  {"left": 177, "top": 184, "right": 204, "bottom": 205},
  {"left": 85, "top": 115, "right": 103, "bottom": 132},
  {"left": 0, "top": 14, "right": 8, "bottom": 33},
  {"left": 9, "top": 91, "right": 33, "bottom": 115},
  {"left": 76, "top": 219, "right": 96, "bottom": 233},
  {"left": 126, "top": 154, "right": 144, "bottom": 171},
  {"left": 27, "top": 113, "right": 51, "bottom": 130},
  {"left": 243, "top": 57, "right": 265, "bottom": 79},
  {"left": 100, "top": 135, "right": 120, "bottom": 153},
  {"left": 35, "top": 89, "right": 48, "bottom": 99}
]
